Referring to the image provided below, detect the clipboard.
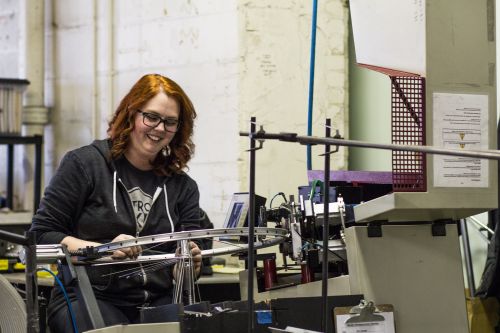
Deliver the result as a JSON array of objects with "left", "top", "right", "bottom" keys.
[
  {"left": 334, "top": 300, "right": 395, "bottom": 333},
  {"left": 268, "top": 327, "right": 322, "bottom": 333}
]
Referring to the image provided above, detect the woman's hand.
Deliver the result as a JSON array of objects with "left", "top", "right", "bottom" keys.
[
  {"left": 110, "top": 234, "right": 142, "bottom": 259},
  {"left": 189, "top": 241, "right": 202, "bottom": 276},
  {"left": 173, "top": 241, "right": 203, "bottom": 279}
]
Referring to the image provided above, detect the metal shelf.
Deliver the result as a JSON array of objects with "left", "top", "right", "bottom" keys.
[
  {"left": 0, "top": 211, "right": 33, "bottom": 225},
  {"left": 0, "top": 135, "right": 43, "bottom": 213}
]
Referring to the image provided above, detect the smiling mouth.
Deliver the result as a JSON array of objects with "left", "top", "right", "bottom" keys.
[{"left": 147, "top": 134, "right": 164, "bottom": 142}]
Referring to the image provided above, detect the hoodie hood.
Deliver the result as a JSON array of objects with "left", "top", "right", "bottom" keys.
[
  {"left": 90, "top": 139, "right": 175, "bottom": 232},
  {"left": 91, "top": 139, "right": 121, "bottom": 214},
  {"left": 91, "top": 139, "right": 117, "bottom": 172}
]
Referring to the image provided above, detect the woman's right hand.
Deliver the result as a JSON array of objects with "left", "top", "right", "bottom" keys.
[{"left": 110, "top": 234, "right": 142, "bottom": 259}]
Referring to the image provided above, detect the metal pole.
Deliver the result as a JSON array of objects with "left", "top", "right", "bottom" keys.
[
  {"left": 73, "top": 266, "right": 106, "bottom": 329},
  {"left": 239, "top": 131, "right": 500, "bottom": 161},
  {"left": 321, "top": 119, "right": 331, "bottom": 332},
  {"left": 0, "top": 229, "right": 29, "bottom": 245},
  {"left": 25, "top": 231, "right": 39, "bottom": 333},
  {"left": 7, "top": 143, "right": 14, "bottom": 209},
  {"left": 34, "top": 135, "right": 43, "bottom": 211},
  {"left": 460, "top": 219, "right": 476, "bottom": 297},
  {"left": 247, "top": 117, "right": 256, "bottom": 333}
]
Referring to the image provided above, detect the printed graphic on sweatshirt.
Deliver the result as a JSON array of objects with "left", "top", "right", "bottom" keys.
[{"left": 127, "top": 187, "right": 153, "bottom": 233}]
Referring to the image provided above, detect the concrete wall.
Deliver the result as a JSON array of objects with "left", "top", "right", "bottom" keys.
[
  {"left": 0, "top": 0, "right": 349, "bottom": 227},
  {"left": 0, "top": 0, "right": 21, "bottom": 78},
  {"left": 0, "top": 0, "right": 23, "bottom": 207},
  {"left": 238, "top": 0, "right": 349, "bottom": 213}
]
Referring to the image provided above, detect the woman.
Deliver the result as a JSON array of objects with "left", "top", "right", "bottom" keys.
[{"left": 30, "top": 74, "right": 202, "bottom": 332}]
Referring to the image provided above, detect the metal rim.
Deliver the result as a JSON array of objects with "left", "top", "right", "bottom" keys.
[
  {"left": 91, "top": 236, "right": 285, "bottom": 265},
  {"left": 31, "top": 227, "right": 289, "bottom": 264},
  {"left": 93, "top": 227, "right": 288, "bottom": 254}
]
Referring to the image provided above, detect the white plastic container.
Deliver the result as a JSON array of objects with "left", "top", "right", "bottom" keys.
[{"left": 0, "top": 79, "right": 29, "bottom": 134}]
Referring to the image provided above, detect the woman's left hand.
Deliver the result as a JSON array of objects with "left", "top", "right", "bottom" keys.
[
  {"left": 174, "top": 241, "right": 202, "bottom": 280},
  {"left": 189, "top": 241, "right": 202, "bottom": 277}
]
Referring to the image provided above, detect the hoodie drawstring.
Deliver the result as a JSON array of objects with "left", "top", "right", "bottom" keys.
[
  {"left": 113, "top": 172, "right": 174, "bottom": 233},
  {"left": 163, "top": 184, "right": 175, "bottom": 232},
  {"left": 113, "top": 171, "right": 117, "bottom": 213}
]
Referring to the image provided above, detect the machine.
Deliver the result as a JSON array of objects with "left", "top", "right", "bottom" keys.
[{"left": 241, "top": 1, "right": 498, "bottom": 333}]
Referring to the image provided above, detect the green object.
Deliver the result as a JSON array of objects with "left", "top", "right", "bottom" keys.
[{"left": 309, "top": 179, "right": 323, "bottom": 201}]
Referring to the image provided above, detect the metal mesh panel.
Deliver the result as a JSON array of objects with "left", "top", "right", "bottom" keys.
[{"left": 391, "top": 77, "right": 426, "bottom": 192}]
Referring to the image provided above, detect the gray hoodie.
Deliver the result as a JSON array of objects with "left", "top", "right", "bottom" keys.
[{"left": 30, "top": 139, "right": 201, "bottom": 313}]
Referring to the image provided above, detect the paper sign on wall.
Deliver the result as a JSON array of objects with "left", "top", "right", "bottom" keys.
[{"left": 433, "top": 92, "right": 489, "bottom": 187}]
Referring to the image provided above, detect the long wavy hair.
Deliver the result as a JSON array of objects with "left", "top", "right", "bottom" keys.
[{"left": 107, "top": 74, "right": 196, "bottom": 175}]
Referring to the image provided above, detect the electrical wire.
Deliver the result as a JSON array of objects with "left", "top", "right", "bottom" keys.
[
  {"left": 309, "top": 179, "right": 323, "bottom": 201},
  {"left": 269, "top": 192, "right": 287, "bottom": 208},
  {"left": 313, "top": 241, "right": 346, "bottom": 262},
  {"left": 294, "top": 227, "right": 346, "bottom": 262},
  {"left": 306, "top": 0, "right": 319, "bottom": 170},
  {"left": 13, "top": 284, "right": 27, "bottom": 296},
  {"left": 38, "top": 268, "right": 78, "bottom": 333}
]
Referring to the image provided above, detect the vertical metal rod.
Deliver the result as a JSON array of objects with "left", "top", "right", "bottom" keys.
[
  {"left": 7, "top": 143, "right": 14, "bottom": 209},
  {"left": 247, "top": 117, "right": 256, "bottom": 333},
  {"left": 34, "top": 135, "right": 43, "bottom": 211},
  {"left": 178, "top": 239, "right": 194, "bottom": 304},
  {"left": 321, "top": 118, "right": 331, "bottom": 332},
  {"left": 25, "top": 231, "right": 39, "bottom": 333},
  {"left": 460, "top": 219, "right": 476, "bottom": 297},
  {"left": 74, "top": 265, "right": 106, "bottom": 329}
]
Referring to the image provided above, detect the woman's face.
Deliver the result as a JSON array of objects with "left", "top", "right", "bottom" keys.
[{"left": 127, "top": 92, "right": 180, "bottom": 167}]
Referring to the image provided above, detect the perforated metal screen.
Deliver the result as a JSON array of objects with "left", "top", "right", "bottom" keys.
[{"left": 391, "top": 77, "right": 426, "bottom": 192}]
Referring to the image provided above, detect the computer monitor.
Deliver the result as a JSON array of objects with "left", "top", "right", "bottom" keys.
[{"left": 222, "top": 192, "right": 267, "bottom": 229}]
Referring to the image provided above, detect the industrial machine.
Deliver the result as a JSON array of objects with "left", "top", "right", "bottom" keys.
[
  {"left": 240, "top": 1, "right": 498, "bottom": 333},
  {"left": 347, "top": 1, "right": 496, "bottom": 332}
]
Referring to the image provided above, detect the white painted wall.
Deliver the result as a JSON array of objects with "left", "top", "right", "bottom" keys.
[
  {"left": 0, "top": 0, "right": 23, "bottom": 206},
  {"left": 238, "top": 1, "right": 349, "bottom": 212},
  {"left": 0, "top": 0, "right": 349, "bottom": 228},
  {"left": 0, "top": 0, "right": 21, "bottom": 78}
]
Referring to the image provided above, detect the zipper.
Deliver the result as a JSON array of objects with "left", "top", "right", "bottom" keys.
[
  {"left": 117, "top": 178, "right": 136, "bottom": 223},
  {"left": 140, "top": 263, "right": 147, "bottom": 286}
]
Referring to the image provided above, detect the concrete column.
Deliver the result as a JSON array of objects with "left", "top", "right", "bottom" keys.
[
  {"left": 23, "top": 0, "right": 49, "bottom": 131},
  {"left": 21, "top": 0, "right": 49, "bottom": 211}
]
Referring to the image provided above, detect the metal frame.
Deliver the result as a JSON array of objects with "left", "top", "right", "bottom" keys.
[
  {"left": 241, "top": 130, "right": 500, "bottom": 160},
  {"left": 0, "top": 230, "right": 38, "bottom": 333},
  {"left": 240, "top": 119, "right": 500, "bottom": 333},
  {"left": 0, "top": 134, "right": 43, "bottom": 211},
  {"left": 391, "top": 76, "right": 426, "bottom": 192}
]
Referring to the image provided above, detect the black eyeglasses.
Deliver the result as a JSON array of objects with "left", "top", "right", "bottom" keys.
[{"left": 137, "top": 110, "right": 180, "bottom": 133}]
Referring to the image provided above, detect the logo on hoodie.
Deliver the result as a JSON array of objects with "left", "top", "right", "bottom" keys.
[{"left": 127, "top": 187, "right": 153, "bottom": 233}]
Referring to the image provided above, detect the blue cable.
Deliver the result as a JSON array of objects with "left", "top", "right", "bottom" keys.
[
  {"left": 307, "top": 0, "right": 319, "bottom": 170},
  {"left": 38, "top": 268, "right": 79, "bottom": 333}
]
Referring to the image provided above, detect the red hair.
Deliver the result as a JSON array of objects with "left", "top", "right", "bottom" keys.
[{"left": 107, "top": 74, "right": 196, "bottom": 175}]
